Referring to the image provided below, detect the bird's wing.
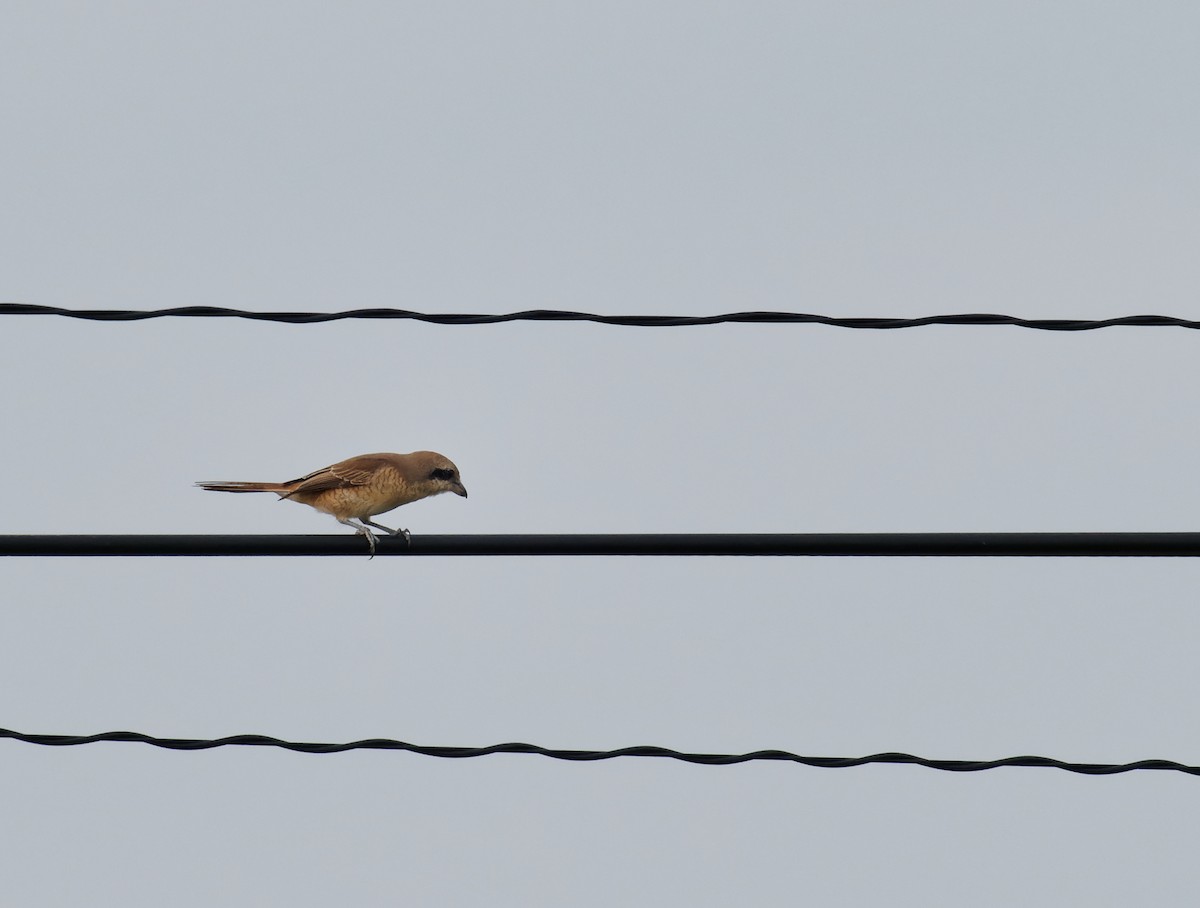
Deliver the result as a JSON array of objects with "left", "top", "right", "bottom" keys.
[{"left": 280, "top": 463, "right": 377, "bottom": 498}]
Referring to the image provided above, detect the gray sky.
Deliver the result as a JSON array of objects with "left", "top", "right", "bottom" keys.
[{"left": 3, "top": 1, "right": 1200, "bottom": 904}]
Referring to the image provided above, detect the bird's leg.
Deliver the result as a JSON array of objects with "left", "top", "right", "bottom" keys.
[
  {"left": 338, "top": 517, "right": 377, "bottom": 557},
  {"left": 362, "top": 518, "right": 411, "bottom": 543}
]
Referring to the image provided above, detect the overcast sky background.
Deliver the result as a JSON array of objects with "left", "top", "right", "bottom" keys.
[{"left": 3, "top": 1, "right": 1200, "bottom": 904}]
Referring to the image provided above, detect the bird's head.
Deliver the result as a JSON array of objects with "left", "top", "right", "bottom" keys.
[{"left": 412, "top": 451, "right": 468, "bottom": 499}]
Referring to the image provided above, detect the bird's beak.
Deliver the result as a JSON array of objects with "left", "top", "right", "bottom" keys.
[{"left": 453, "top": 482, "right": 468, "bottom": 498}]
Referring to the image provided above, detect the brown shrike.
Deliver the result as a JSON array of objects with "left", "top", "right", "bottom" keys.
[{"left": 197, "top": 451, "right": 467, "bottom": 555}]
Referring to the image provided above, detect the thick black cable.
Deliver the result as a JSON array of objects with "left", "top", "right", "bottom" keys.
[
  {"left": 4, "top": 302, "right": 1200, "bottom": 330},
  {"left": 6, "top": 533, "right": 1200, "bottom": 557},
  {"left": 0, "top": 728, "right": 1190, "bottom": 775}
]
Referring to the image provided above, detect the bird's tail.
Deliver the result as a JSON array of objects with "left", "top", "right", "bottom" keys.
[{"left": 195, "top": 480, "right": 290, "bottom": 494}]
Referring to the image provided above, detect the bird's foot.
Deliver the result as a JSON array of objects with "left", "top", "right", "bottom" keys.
[
  {"left": 338, "top": 518, "right": 379, "bottom": 558},
  {"left": 359, "top": 527, "right": 378, "bottom": 558}
]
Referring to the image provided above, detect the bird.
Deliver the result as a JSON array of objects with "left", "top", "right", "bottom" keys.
[{"left": 196, "top": 451, "right": 467, "bottom": 555}]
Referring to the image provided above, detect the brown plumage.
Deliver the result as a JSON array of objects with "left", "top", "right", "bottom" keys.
[{"left": 197, "top": 451, "right": 467, "bottom": 555}]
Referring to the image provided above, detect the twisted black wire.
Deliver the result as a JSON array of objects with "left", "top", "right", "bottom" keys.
[
  {"left": 0, "top": 728, "right": 1191, "bottom": 775},
  {"left": 4, "top": 303, "right": 1200, "bottom": 330}
]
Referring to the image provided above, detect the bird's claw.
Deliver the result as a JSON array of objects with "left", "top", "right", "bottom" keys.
[{"left": 358, "top": 527, "right": 378, "bottom": 558}]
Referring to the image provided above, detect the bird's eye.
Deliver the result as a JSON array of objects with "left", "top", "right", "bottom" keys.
[{"left": 430, "top": 468, "right": 455, "bottom": 481}]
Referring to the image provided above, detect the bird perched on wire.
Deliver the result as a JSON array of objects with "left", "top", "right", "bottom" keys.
[{"left": 196, "top": 451, "right": 467, "bottom": 556}]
